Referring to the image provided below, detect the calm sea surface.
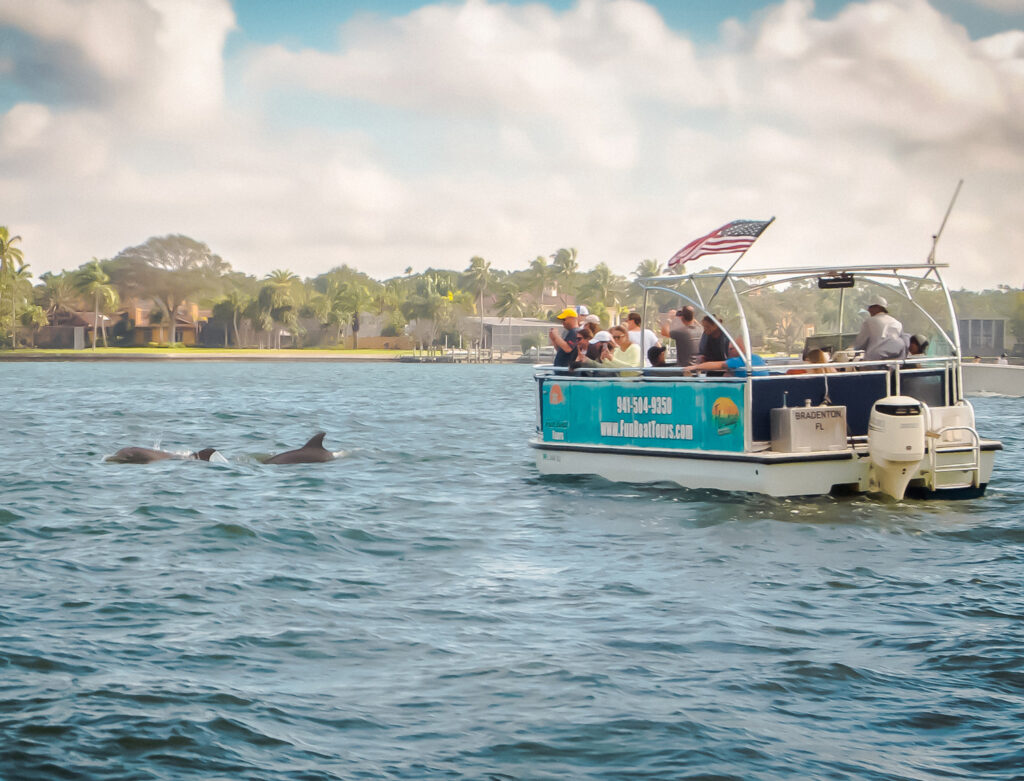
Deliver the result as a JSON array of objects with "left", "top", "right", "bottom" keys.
[{"left": 2, "top": 362, "right": 1023, "bottom": 780}]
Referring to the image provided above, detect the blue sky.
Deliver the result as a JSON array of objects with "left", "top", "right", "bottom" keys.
[
  {"left": 1, "top": 0, "right": 1022, "bottom": 288},
  {"left": 227, "top": 0, "right": 1021, "bottom": 48}
]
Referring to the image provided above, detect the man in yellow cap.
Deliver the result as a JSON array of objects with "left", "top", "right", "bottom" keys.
[{"left": 549, "top": 308, "right": 580, "bottom": 368}]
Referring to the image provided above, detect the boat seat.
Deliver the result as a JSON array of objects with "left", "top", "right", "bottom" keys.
[{"left": 926, "top": 404, "right": 976, "bottom": 445}]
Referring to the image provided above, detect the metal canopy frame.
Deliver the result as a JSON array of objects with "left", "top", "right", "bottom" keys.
[{"left": 637, "top": 260, "right": 963, "bottom": 383}]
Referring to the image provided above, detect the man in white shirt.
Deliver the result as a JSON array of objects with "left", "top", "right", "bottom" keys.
[
  {"left": 854, "top": 297, "right": 906, "bottom": 362},
  {"left": 625, "top": 311, "right": 661, "bottom": 367}
]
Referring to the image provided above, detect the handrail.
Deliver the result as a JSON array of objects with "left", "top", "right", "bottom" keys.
[
  {"left": 925, "top": 424, "right": 981, "bottom": 490},
  {"left": 533, "top": 355, "right": 959, "bottom": 376}
]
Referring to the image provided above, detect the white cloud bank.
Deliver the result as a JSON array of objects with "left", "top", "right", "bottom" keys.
[{"left": 0, "top": 0, "right": 1022, "bottom": 289}]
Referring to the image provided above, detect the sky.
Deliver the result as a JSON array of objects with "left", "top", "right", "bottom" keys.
[{"left": 1, "top": 0, "right": 1022, "bottom": 290}]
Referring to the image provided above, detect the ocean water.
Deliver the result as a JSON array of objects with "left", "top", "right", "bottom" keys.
[{"left": 2, "top": 362, "right": 1023, "bottom": 781}]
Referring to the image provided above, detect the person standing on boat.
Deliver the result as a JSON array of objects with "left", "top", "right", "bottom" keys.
[
  {"left": 696, "top": 314, "right": 731, "bottom": 376},
  {"left": 549, "top": 308, "right": 580, "bottom": 368},
  {"left": 625, "top": 312, "right": 661, "bottom": 366},
  {"left": 662, "top": 305, "right": 702, "bottom": 367},
  {"left": 854, "top": 297, "right": 906, "bottom": 362}
]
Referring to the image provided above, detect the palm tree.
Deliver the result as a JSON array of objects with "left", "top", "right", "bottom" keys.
[
  {"left": 462, "top": 256, "right": 492, "bottom": 349},
  {"left": 401, "top": 273, "right": 452, "bottom": 348},
  {"left": 495, "top": 278, "right": 526, "bottom": 322},
  {"left": 265, "top": 268, "right": 299, "bottom": 287},
  {"left": 212, "top": 290, "right": 250, "bottom": 347},
  {"left": 324, "top": 279, "right": 351, "bottom": 346},
  {"left": 528, "top": 256, "right": 555, "bottom": 309},
  {"left": 0, "top": 227, "right": 24, "bottom": 345},
  {"left": 0, "top": 227, "right": 22, "bottom": 275},
  {"left": 373, "top": 279, "right": 405, "bottom": 336},
  {"left": 262, "top": 270, "right": 299, "bottom": 348},
  {"left": 580, "top": 263, "right": 628, "bottom": 317},
  {"left": 551, "top": 248, "right": 578, "bottom": 306},
  {"left": 75, "top": 260, "right": 119, "bottom": 349},
  {"left": 633, "top": 258, "right": 663, "bottom": 280},
  {"left": 20, "top": 304, "right": 47, "bottom": 348},
  {"left": 244, "top": 295, "right": 275, "bottom": 349},
  {"left": 341, "top": 282, "right": 371, "bottom": 348},
  {"left": 5, "top": 261, "right": 33, "bottom": 348},
  {"left": 628, "top": 259, "right": 664, "bottom": 311},
  {"left": 38, "top": 273, "right": 80, "bottom": 319}
]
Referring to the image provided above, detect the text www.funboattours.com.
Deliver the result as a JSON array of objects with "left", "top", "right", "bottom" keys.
[{"left": 600, "top": 420, "right": 694, "bottom": 440}]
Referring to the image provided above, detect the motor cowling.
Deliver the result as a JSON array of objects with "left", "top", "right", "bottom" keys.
[{"left": 868, "top": 396, "right": 926, "bottom": 500}]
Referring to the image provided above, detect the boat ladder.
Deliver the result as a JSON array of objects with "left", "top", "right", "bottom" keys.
[{"left": 923, "top": 425, "right": 981, "bottom": 491}]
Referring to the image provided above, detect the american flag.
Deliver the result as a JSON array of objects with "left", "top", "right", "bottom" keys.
[{"left": 668, "top": 219, "right": 773, "bottom": 267}]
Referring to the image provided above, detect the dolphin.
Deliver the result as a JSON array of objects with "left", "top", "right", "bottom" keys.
[
  {"left": 263, "top": 433, "right": 335, "bottom": 464},
  {"left": 107, "top": 447, "right": 219, "bottom": 464}
]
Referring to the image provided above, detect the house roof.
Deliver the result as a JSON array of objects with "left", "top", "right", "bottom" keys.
[{"left": 63, "top": 311, "right": 113, "bottom": 327}]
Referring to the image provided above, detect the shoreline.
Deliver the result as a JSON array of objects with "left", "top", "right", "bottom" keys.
[{"left": 0, "top": 349, "right": 526, "bottom": 363}]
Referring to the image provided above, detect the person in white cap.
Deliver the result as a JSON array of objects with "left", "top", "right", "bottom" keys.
[
  {"left": 854, "top": 297, "right": 906, "bottom": 362},
  {"left": 583, "top": 313, "right": 612, "bottom": 346}
]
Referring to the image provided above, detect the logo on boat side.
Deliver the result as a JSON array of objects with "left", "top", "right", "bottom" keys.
[
  {"left": 549, "top": 385, "right": 565, "bottom": 405},
  {"left": 711, "top": 397, "right": 740, "bottom": 435}
]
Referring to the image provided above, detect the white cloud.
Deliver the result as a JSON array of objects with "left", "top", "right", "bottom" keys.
[
  {"left": 0, "top": 0, "right": 234, "bottom": 128},
  {"left": 247, "top": 0, "right": 710, "bottom": 170},
  {"left": 0, "top": 0, "right": 1022, "bottom": 290}
]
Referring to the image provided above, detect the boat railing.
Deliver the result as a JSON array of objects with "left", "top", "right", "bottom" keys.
[{"left": 534, "top": 354, "right": 959, "bottom": 379}]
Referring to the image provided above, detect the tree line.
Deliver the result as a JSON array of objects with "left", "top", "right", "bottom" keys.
[{"left": 1, "top": 227, "right": 1021, "bottom": 351}]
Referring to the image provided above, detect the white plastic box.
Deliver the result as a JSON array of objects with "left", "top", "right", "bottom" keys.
[{"left": 771, "top": 405, "right": 848, "bottom": 452}]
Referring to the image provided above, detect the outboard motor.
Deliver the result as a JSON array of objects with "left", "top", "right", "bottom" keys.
[{"left": 868, "top": 396, "right": 926, "bottom": 500}]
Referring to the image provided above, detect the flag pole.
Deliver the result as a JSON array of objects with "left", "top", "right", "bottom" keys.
[{"left": 706, "top": 216, "right": 775, "bottom": 309}]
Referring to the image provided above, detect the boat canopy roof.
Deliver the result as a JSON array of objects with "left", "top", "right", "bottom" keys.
[
  {"left": 635, "top": 259, "right": 962, "bottom": 362},
  {"left": 638, "top": 262, "right": 949, "bottom": 287}
]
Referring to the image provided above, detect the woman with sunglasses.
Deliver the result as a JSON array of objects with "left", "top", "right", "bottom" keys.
[{"left": 583, "top": 325, "right": 642, "bottom": 376}]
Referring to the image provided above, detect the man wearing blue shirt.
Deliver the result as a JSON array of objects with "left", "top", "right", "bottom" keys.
[{"left": 548, "top": 308, "right": 580, "bottom": 368}]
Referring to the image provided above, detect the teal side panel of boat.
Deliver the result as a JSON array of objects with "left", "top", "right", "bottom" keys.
[{"left": 540, "top": 379, "right": 746, "bottom": 452}]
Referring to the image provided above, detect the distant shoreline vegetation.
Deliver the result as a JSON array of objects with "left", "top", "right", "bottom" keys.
[
  {"left": 0, "top": 346, "right": 418, "bottom": 362},
  {"left": 1, "top": 229, "right": 1022, "bottom": 354}
]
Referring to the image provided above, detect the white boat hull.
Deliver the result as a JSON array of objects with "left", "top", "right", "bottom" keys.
[
  {"left": 962, "top": 363, "right": 1024, "bottom": 397},
  {"left": 531, "top": 439, "right": 997, "bottom": 499}
]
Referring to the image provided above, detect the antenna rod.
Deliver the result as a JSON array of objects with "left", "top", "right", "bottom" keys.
[{"left": 927, "top": 179, "right": 963, "bottom": 264}]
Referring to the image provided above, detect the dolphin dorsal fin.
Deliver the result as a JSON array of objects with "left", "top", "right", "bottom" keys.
[{"left": 304, "top": 432, "right": 327, "bottom": 450}]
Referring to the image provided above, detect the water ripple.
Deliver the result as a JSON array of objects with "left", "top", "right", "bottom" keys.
[{"left": 2, "top": 364, "right": 1022, "bottom": 779}]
